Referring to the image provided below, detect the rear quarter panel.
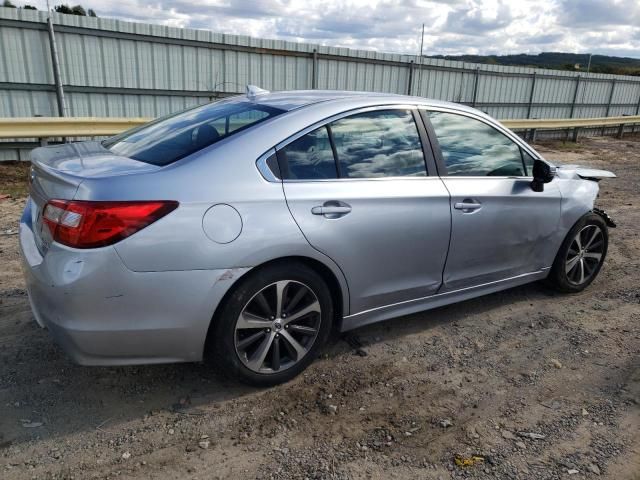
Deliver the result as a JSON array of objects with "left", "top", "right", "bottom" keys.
[{"left": 73, "top": 126, "right": 351, "bottom": 314}]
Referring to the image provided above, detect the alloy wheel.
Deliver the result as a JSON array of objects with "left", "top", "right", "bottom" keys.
[
  {"left": 234, "top": 280, "right": 321, "bottom": 373},
  {"left": 565, "top": 224, "right": 605, "bottom": 285}
]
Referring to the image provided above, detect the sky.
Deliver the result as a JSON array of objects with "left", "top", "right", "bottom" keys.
[{"left": 21, "top": 0, "right": 640, "bottom": 59}]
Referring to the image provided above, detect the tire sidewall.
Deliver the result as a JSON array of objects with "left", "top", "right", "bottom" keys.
[
  {"left": 211, "top": 262, "right": 333, "bottom": 387},
  {"left": 549, "top": 212, "right": 609, "bottom": 293}
]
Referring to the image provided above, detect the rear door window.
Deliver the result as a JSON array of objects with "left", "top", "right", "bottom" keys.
[
  {"left": 104, "top": 101, "right": 284, "bottom": 166},
  {"left": 278, "top": 109, "right": 427, "bottom": 180},
  {"left": 278, "top": 126, "right": 338, "bottom": 180}
]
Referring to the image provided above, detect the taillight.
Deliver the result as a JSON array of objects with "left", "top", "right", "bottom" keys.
[{"left": 42, "top": 200, "right": 178, "bottom": 249}]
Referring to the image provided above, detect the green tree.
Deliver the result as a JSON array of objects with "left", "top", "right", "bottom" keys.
[
  {"left": 71, "top": 5, "right": 86, "bottom": 15},
  {"left": 2, "top": 0, "right": 17, "bottom": 8},
  {"left": 54, "top": 4, "right": 73, "bottom": 14},
  {"left": 53, "top": 4, "right": 97, "bottom": 17},
  {"left": 23, "top": 4, "right": 37, "bottom": 9}
]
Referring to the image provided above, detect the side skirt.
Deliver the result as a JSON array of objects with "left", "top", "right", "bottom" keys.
[{"left": 340, "top": 269, "right": 550, "bottom": 332}]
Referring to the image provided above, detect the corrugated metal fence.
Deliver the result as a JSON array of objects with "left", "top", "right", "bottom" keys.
[{"left": 1, "top": 7, "right": 640, "bottom": 159}]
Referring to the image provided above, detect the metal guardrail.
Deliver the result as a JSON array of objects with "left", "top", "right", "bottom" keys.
[
  {"left": 501, "top": 115, "right": 640, "bottom": 142},
  {"left": 0, "top": 117, "right": 151, "bottom": 139},
  {"left": 501, "top": 115, "right": 640, "bottom": 129},
  {"left": 0, "top": 115, "right": 638, "bottom": 143}
]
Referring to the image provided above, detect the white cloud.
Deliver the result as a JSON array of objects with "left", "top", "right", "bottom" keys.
[{"left": 22, "top": 0, "right": 640, "bottom": 59}]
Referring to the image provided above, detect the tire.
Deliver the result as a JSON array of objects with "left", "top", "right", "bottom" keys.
[
  {"left": 546, "top": 212, "right": 608, "bottom": 293},
  {"left": 208, "top": 262, "right": 333, "bottom": 387}
]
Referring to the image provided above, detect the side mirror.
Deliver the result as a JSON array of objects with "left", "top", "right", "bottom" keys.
[{"left": 531, "top": 159, "right": 556, "bottom": 192}]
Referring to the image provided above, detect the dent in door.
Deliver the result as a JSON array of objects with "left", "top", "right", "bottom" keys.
[
  {"left": 442, "top": 178, "right": 561, "bottom": 291},
  {"left": 283, "top": 179, "right": 451, "bottom": 314}
]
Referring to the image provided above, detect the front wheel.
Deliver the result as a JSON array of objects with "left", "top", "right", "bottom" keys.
[
  {"left": 546, "top": 213, "right": 608, "bottom": 293},
  {"left": 208, "top": 262, "right": 333, "bottom": 387}
]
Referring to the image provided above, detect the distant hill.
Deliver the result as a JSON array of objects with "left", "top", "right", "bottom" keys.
[{"left": 428, "top": 52, "right": 640, "bottom": 76}]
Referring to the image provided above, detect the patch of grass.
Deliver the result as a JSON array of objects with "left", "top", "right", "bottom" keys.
[{"left": 0, "top": 161, "right": 31, "bottom": 198}]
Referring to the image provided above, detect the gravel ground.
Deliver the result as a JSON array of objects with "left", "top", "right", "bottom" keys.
[{"left": 0, "top": 136, "right": 639, "bottom": 480}]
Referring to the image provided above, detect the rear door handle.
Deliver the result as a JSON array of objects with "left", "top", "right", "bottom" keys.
[
  {"left": 454, "top": 200, "right": 482, "bottom": 212},
  {"left": 311, "top": 202, "right": 352, "bottom": 218}
]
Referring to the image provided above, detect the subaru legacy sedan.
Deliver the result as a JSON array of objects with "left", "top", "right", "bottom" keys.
[{"left": 20, "top": 88, "right": 615, "bottom": 386}]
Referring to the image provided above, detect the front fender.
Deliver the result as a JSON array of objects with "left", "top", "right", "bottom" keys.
[{"left": 557, "top": 178, "right": 600, "bottom": 233}]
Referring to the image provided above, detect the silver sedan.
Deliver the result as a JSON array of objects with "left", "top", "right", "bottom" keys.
[{"left": 19, "top": 88, "right": 616, "bottom": 386}]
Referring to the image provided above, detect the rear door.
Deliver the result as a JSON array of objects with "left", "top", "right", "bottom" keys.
[
  {"left": 279, "top": 107, "right": 451, "bottom": 314},
  {"left": 421, "top": 108, "right": 561, "bottom": 292}
]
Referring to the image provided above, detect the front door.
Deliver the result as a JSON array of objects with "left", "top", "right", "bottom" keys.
[
  {"left": 279, "top": 108, "right": 451, "bottom": 314},
  {"left": 423, "top": 109, "right": 561, "bottom": 292}
]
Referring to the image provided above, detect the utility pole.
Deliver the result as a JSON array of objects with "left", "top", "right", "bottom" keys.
[
  {"left": 46, "top": 0, "right": 66, "bottom": 117},
  {"left": 415, "top": 23, "right": 424, "bottom": 97}
]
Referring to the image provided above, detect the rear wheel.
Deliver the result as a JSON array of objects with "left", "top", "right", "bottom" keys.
[
  {"left": 546, "top": 213, "right": 608, "bottom": 293},
  {"left": 209, "top": 262, "right": 333, "bottom": 386}
]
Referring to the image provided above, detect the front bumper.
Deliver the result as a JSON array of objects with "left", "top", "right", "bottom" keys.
[{"left": 19, "top": 198, "right": 242, "bottom": 366}]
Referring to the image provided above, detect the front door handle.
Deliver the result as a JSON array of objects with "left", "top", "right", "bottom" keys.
[
  {"left": 454, "top": 199, "right": 482, "bottom": 213},
  {"left": 311, "top": 202, "right": 352, "bottom": 218}
]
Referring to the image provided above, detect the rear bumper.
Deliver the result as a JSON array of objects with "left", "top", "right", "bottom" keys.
[{"left": 19, "top": 198, "right": 245, "bottom": 366}]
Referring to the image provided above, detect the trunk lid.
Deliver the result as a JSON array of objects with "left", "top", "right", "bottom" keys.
[{"left": 29, "top": 141, "right": 161, "bottom": 253}]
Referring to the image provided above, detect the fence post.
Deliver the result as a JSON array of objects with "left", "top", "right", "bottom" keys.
[
  {"left": 524, "top": 72, "right": 536, "bottom": 138},
  {"left": 407, "top": 60, "right": 414, "bottom": 96},
  {"left": 572, "top": 128, "right": 580, "bottom": 143},
  {"left": 602, "top": 79, "right": 616, "bottom": 135},
  {"left": 605, "top": 80, "right": 616, "bottom": 117},
  {"left": 311, "top": 49, "right": 318, "bottom": 89},
  {"left": 569, "top": 75, "right": 581, "bottom": 118},
  {"left": 47, "top": 14, "right": 66, "bottom": 117},
  {"left": 634, "top": 87, "right": 640, "bottom": 134},
  {"left": 527, "top": 72, "right": 536, "bottom": 119},
  {"left": 471, "top": 67, "right": 480, "bottom": 107},
  {"left": 566, "top": 75, "right": 581, "bottom": 141}
]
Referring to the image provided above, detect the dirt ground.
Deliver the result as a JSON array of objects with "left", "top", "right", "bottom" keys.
[{"left": 0, "top": 136, "right": 639, "bottom": 480}]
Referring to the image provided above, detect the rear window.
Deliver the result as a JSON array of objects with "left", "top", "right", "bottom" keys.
[{"left": 104, "top": 101, "right": 284, "bottom": 166}]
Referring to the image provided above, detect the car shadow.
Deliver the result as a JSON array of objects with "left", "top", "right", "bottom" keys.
[
  {"left": 0, "top": 281, "right": 558, "bottom": 449},
  {"left": 0, "top": 290, "right": 258, "bottom": 449},
  {"left": 335, "top": 280, "right": 558, "bottom": 352}
]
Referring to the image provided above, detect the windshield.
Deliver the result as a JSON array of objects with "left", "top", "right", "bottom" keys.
[{"left": 104, "top": 101, "right": 285, "bottom": 166}]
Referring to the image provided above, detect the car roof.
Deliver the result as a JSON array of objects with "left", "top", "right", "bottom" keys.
[{"left": 232, "top": 89, "right": 482, "bottom": 116}]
